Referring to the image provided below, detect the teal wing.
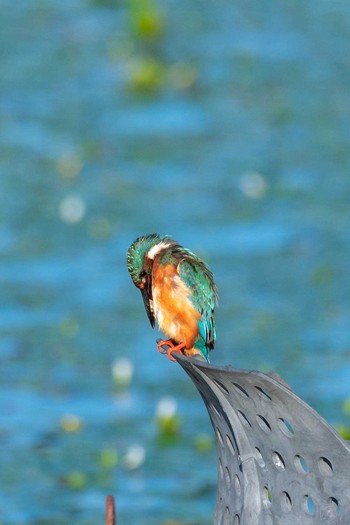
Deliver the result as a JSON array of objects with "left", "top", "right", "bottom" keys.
[{"left": 178, "top": 256, "right": 217, "bottom": 352}]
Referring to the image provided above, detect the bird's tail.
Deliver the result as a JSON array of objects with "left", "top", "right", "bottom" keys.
[{"left": 185, "top": 340, "right": 210, "bottom": 362}]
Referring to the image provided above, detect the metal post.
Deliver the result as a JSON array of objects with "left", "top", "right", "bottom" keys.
[{"left": 175, "top": 354, "right": 350, "bottom": 524}]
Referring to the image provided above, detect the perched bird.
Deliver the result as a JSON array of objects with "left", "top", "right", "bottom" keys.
[{"left": 127, "top": 233, "right": 217, "bottom": 362}]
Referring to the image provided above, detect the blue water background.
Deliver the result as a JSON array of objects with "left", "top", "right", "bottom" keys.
[{"left": 1, "top": 0, "right": 350, "bottom": 523}]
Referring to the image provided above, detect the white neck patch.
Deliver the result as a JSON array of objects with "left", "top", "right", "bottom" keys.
[{"left": 147, "top": 242, "right": 171, "bottom": 260}]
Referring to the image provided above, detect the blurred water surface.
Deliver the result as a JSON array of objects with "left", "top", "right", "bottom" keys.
[{"left": 1, "top": 0, "right": 350, "bottom": 523}]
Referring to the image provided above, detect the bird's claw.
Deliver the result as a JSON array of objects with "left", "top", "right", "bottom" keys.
[
  {"left": 156, "top": 339, "right": 185, "bottom": 361},
  {"left": 166, "top": 345, "right": 185, "bottom": 361},
  {"left": 157, "top": 338, "right": 175, "bottom": 355}
]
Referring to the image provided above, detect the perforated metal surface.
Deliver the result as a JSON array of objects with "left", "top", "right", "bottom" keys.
[{"left": 176, "top": 355, "right": 350, "bottom": 525}]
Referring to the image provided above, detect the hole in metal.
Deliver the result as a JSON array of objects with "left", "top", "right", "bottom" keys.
[
  {"left": 216, "top": 427, "right": 224, "bottom": 447},
  {"left": 327, "top": 497, "right": 340, "bottom": 517},
  {"left": 221, "top": 506, "right": 230, "bottom": 525},
  {"left": 214, "top": 379, "right": 229, "bottom": 394},
  {"left": 238, "top": 410, "right": 251, "bottom": 428},
  {"left": 262, "top": 485, "right": 272, "bottom": 509},
  {"left": 257, "top": 415, "right": 272, "bottom": 433},
  {"left": 318, "top": 456, "right": 333, "bottom": 476},
  {"left": 226, "top": 434, "right": 236, "bottom": 456},
  {"left": 232, "top": 382, "right": 250, "bottom": 399},
  {"left": 303, "top": 494, "right": 315, "bottom": 515},
  {"left": 218, "top": 457, "right": 224, "bottom": 479},
  {"left": 254, "top": 385, "right": 272, "bottom": 401},
  {"left": 294, "top": 454, "right": 308, "bottom": 474},
  {"left": 255, "top": 447, "right": 265, "bottom": 468},
  {"left": 234, "top": 474, "right": 241, "bottom": 497},
  {"left": 233, "top": 515, "right": 240, "bottom": 525},
  {"left": 211, "top": 403, "right": 222, "bottom": 419},
  {"left": 224, "top": 466, "right": 231, "bottom": 487},
  {"left": 278, "top": 417, "right": 294, "bottom": 437},
  {"left": 280, "top": 491, "right": 292, "bottom": 513},
  {"left": 272, "top": 451, "right": 285, "bottom": 470}
]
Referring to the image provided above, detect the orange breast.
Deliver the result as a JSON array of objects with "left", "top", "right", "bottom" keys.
[{"left": 152, "top": 262, "right": 201, "bottom": 349}]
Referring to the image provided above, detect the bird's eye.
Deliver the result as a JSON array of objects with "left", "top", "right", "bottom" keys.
[{"left": 139, "top": 269, "right": 147, "bottom": 278}]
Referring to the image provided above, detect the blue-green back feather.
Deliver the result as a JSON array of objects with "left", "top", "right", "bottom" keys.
[{"left": 178, "top": 254, "right": 217, "bottom": 360}]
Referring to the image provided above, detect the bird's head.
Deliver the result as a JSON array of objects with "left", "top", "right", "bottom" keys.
[{"left": 127, "top": 233, "right": 172, "bottom": 327}]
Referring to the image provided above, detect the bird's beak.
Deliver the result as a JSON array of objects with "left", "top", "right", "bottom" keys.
[{"left": 141, "top": 277, "right": 155, "bottom": 328}]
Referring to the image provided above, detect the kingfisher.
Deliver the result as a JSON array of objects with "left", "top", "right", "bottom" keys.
[{"left": 127, "top": 233, "right": 217, "bottom": 362}]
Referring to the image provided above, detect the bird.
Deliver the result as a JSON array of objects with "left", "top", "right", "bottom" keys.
[{"left": 127, "top": 233, "right": 217, "bottom": 362}]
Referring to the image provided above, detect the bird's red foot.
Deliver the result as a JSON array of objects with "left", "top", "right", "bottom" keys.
[
  {"left": 166, "top": 342, "right": 186, "bottom": 362},
  {"left": 157, "top": 339, "right": 176, "bottom": 355},
  {"left": 156, "top": 339, "right": 186, "bottom": 361}
]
